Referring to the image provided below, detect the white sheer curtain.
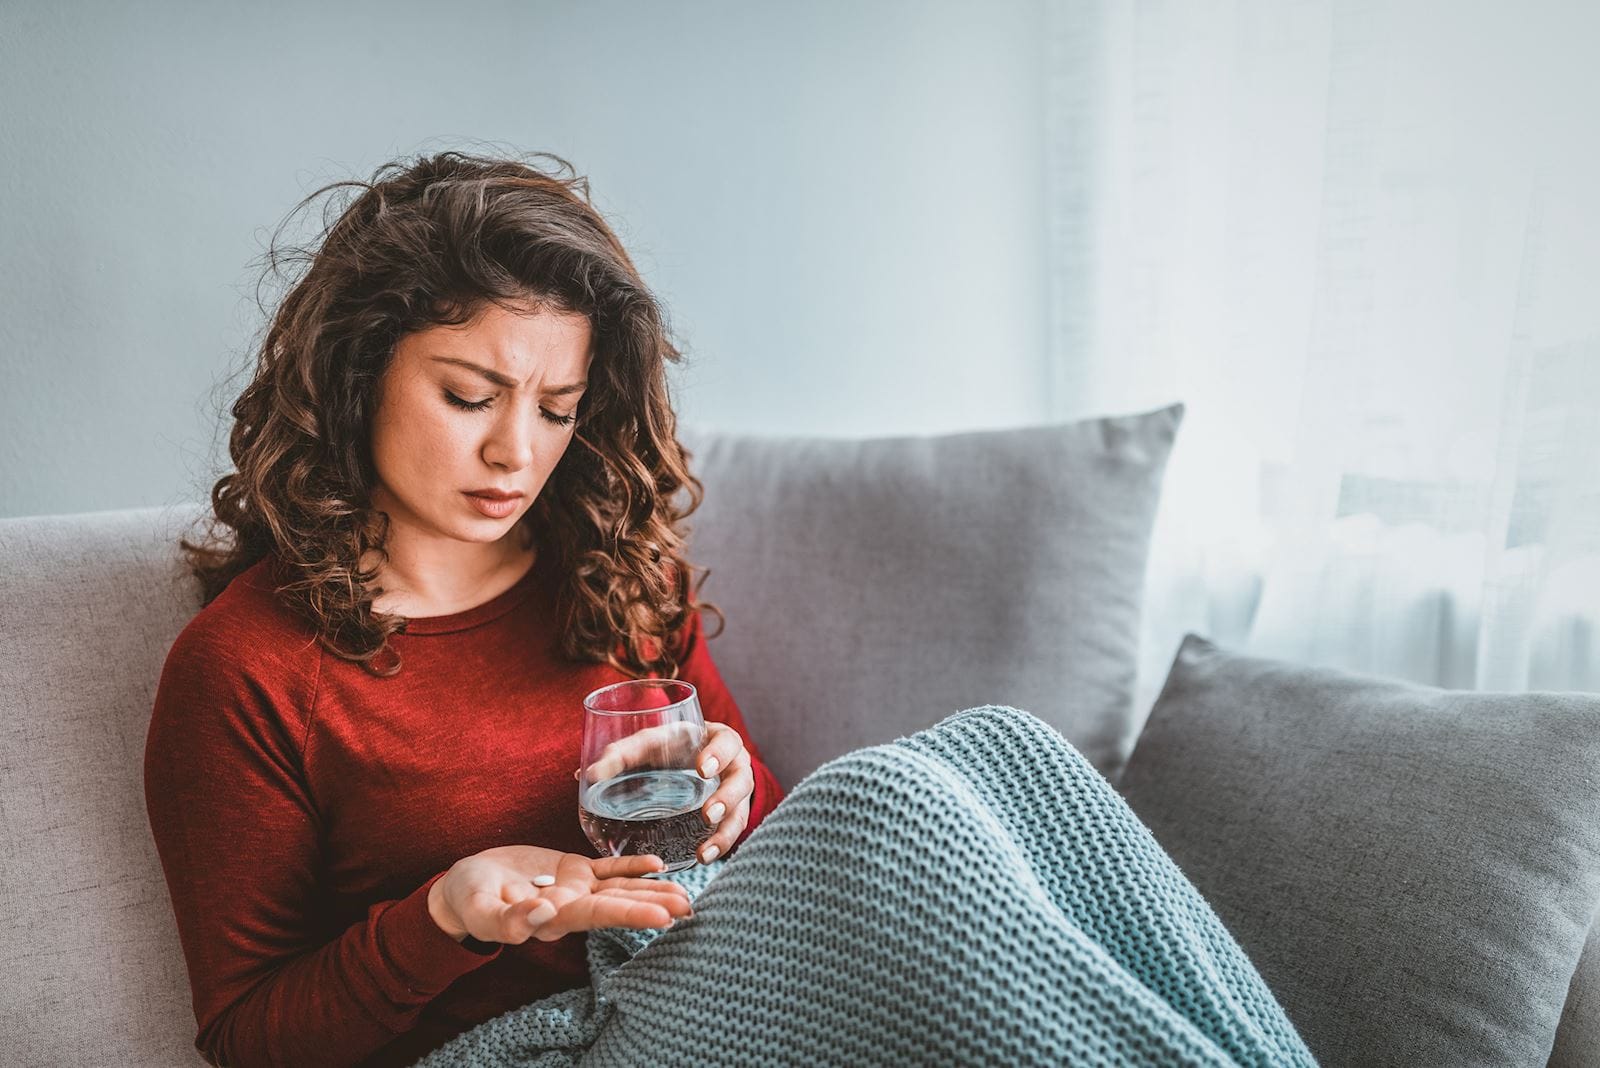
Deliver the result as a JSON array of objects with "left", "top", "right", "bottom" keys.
[{"left": 1044, "top": 0, "right": 1600, "bottom": 717}]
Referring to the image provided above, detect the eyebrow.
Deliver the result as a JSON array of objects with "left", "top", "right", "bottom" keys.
[{"left": 428, "top": 356, "right": 588, "bottom": 396}]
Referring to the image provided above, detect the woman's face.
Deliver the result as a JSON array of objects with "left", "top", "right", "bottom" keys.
[{"left": 370, "top": 301, "right": 593, "bottom": 554}]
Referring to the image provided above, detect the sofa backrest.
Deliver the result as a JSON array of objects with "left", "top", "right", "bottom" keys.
[{"left": 1, "top": 504, "right": 211, "bottom": 1064}]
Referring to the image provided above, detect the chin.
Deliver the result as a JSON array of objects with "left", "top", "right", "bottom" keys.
[
  {"left": 430, "top": 506, "right": 508, "bottom": 541},
  {"left": 456, "top": 516, "right": 516, "bottom": 540}
]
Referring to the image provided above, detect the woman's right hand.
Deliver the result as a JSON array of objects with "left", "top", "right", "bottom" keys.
[{"left": 427, "top": 845, "right": 693, "bottom": 946}]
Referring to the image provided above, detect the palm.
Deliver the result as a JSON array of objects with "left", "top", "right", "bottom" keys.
[{"left": 448, "top": 844, "right": 692, "bottom": 945}]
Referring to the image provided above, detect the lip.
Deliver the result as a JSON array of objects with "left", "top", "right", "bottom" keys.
[
  {"left": 464, "top": 489, "right": 525, "bottom": 501},
  {"left": 463, "top": 490, "right": 524, "bottom": 519}
]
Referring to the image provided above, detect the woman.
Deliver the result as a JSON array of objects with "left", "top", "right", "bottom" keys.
[
  {"left": 145, "top": 151, "right": 769, "bottom": 1068},
  {"left": 145, "top": 150, "right": 1316, "bottom": 1068}
]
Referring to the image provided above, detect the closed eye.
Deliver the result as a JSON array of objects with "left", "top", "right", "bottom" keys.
[
  {"left": 443, "top": 391, "right": 493, "bottom": 413},
  {"left": 443, "top": 391, "right": 578, "bottom": 427}
]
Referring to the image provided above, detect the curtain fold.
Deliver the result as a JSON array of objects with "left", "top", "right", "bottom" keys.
[{"left": 1045, "top": 0, "right": 1600, "bottom": 715}]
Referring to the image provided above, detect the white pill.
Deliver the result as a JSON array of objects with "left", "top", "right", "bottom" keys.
[{"left": 533, "top": 875, "right": 556, "bottom": 887}]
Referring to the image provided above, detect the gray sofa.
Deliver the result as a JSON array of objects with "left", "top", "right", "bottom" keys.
[{"left": 2, "top": 407, "right": 1596, "bottom": 1066}]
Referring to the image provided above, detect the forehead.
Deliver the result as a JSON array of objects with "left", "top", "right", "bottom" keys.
[{"left": 399, "top": 301, "right": 593, "bottom": 381}]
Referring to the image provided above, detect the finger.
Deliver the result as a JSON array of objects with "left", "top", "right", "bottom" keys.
[
  {"left": 596, "top": 875, "right": 693, "bottom": 894},
  {"left": 502, "top": 880, "right": 539, "bottom": 905},
  {"left": 464, "top": 885, "right": 507, "bottom": 926},
  {"left": 587, "top": 895, "right": 678, "bottom": 929},
  {"left": 694, "top": 723, "right": 744, "bottom": 779},
  {"left": 586, "top": 721, "right": 703, "bottom": 782},
  {"left": 699, "top": 794, "right": 751, "bottom": 864},
  {"left": 592, "top": 887, "right": 695, "bottom": 915},
  {"left": 520, "top": 896, "right": 561, "bottom": 939},
  {"left": 519, "top": 896, "right": 558, "bottom": 933},
  {"left": 702, "top": 762, "right": 755, "bottom": 827},
  {"left": 531, "top": 892, "right": 675, "bottom": 940},
  {"left": 593, "top": 877, "right": 691, "bottom": 909},
  {"left": 464, "top": 886, "right": 549, "bottom": 944},
  {"left": 497, "top": 882, "right": 548, "bottom": 930},
  {"left": 590, "top": 853, "right": 666, "bottom": 879}
]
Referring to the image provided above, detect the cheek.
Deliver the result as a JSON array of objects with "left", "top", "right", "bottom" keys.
[
  {"left": 373, "top": 395, "right": 472, "bottom": 484},
  {"left": 423, "top": 411, "right": 477, "bottom": 461},
  {"left": 540, "top": 430, "right": 579, "bottom": 474}
]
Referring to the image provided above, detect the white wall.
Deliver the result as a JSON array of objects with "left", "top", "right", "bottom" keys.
[{"left": 0, "top": 0, "right": 1050, "bottom": 519}]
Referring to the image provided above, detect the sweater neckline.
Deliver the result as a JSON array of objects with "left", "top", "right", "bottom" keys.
[{"left": 399, "top": 549, "right": 547, "bottom": 636}]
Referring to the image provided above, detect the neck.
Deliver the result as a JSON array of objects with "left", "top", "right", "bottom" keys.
[{"left": 362, "top": 522, "right": 537, "bottom": 616}]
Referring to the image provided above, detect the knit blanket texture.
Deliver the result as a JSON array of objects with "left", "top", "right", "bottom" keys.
[{"left": 411, "top": 704, "right": 1317, "bottom": 1067}]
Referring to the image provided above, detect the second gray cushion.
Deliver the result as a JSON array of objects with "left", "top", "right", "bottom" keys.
[{"left": 1117, "top": 633, "right": 1600, "bottom": 1067}]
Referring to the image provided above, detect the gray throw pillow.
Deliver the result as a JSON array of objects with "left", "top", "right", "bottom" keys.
[
  {"left": 677, "top": 402, "right": 1183, "bottom": 789},
  {"left": 1117, "top": 633, "right": 1600, "bottom": 1068}
]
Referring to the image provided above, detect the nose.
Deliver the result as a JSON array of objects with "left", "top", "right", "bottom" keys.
[{"left": 481, "top": 404, "right": 537, "bottom": 472}]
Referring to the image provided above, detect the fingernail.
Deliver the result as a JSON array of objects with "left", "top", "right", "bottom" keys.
[
  {"left": 702, "top": 756, "right": 719, "bottom": 776},
  {"left": 706, "top": 801, "right": 726, "bottom": 823},
  {"left": 702, "top": 844, "right": 720, "bottom": 862}
]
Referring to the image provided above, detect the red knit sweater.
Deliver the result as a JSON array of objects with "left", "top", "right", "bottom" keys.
[{"left": 143, "top": 549, "right": 784, "bottom": 1067}]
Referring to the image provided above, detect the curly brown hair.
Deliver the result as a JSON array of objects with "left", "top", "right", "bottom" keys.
[{"left": 181, "top": 148, "right": 722, "bottom": 679}]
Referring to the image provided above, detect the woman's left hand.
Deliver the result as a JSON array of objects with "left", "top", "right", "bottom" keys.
[
  {"left": 573, "top": 720, "right": 755, "bottom": 865},
  {"left": 692, "top": 722, "right": 753, "bottom": 863}
]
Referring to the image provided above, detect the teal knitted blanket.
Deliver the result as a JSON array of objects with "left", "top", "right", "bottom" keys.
[{"left": 412, "top": 705, "right": 1318, "bottom": 1067}]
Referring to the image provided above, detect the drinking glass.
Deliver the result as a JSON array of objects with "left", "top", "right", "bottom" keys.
[{"left": 578, "top": 678, "right": 718, "bottom": 874}]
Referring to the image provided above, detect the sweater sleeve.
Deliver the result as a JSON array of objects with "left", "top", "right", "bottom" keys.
[
  {"left": 143, "top": 618, "right": 499, "bottom": 1068},
  {"left": 674, "top": 603, "right": 786, "bottom": 853}
]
